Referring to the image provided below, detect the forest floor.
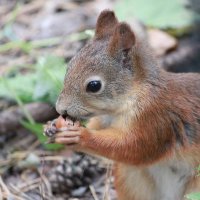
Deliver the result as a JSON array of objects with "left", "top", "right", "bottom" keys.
[
  {"left": 0, "top": 0, "right": 199, "bottom": 200},
  {"left": 0, "top": 1, "right": 118, "bottom": 199}
]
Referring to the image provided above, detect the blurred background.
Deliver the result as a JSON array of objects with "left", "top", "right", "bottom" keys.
[{"left": 0, "top": 0, "right": 199, "bottom": 199}]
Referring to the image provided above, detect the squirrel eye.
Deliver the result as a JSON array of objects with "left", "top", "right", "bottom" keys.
[{"left": 86, "top": 80, "right": 102, "bottom": 93}]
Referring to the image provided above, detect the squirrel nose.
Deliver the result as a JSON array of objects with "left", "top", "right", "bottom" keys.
[
  {"left": 55, "top": 101, "right": 72, "bottom": 119},
  {"left": 56, "top": 105, "right": 68, "bottom": 117},
  {"left": 55, "top": 100, "right": 67, "bottom": 116}
]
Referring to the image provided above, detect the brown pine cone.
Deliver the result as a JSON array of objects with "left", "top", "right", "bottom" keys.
[{"left": 48, "top": 153, "right": 105, "bottom": 196}]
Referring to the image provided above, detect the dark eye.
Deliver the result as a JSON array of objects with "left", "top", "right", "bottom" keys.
[{"left": 86, "top": 80, "right": 102, "bottom": 93}]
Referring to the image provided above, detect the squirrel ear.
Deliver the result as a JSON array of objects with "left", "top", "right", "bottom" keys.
[
  {"left": 108, "top": 22, "right": 136, "bottom": 56},
  {"left": 95, "top": 10, "right": 118, "bottom": 39}
]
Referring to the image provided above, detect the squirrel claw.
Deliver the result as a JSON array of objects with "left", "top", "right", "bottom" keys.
[{"left": 43, "top": 119, "right": 57, "bottom": 137}]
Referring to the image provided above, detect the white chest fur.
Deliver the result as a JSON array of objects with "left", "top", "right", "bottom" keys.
[
  {"left": 120, "top": 159, "right": 194, "bottom": 200},
  {"left": 148, "top": 160, "right": 193, "bottom": 200}
]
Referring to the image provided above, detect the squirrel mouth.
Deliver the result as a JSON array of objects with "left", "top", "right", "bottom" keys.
[
  {"left": 62, "top": 113, "right": 94, "bottom": 122},
  {"left": 62, "top": 113, "right": 77, "bottom": 123}
]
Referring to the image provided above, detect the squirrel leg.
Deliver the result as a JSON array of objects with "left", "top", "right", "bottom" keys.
[{"left": 55, "top": 121, "right": 173, "bottom": 165}]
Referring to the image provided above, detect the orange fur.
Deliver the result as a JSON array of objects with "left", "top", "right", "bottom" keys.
[{"left": 95, "top": 10, "right": 118, "bottom": 39}]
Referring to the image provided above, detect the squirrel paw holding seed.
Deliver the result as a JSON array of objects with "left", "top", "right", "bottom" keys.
[{"left": 44, "top": 116, "right": 89, "bottom": 147}]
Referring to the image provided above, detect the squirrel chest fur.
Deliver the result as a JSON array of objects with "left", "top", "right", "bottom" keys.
[{"left": 54, "top": 10, "right": 200, "bottom": 200}]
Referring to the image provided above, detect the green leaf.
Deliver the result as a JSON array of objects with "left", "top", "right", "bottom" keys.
[
  {"left": 21, "top": 121, "right": 64, "bottom": 151},
  {"left": 1, "top": 77, "right": 35, "bottom": 124},
  {"left": 0, "top": 40, "right": 33, "bottom": 53},
  {"left": 33, "top": 55, "right": 66, "bottom": 103},
  {"left": 0, "top": 55, "right": 66, "bottom": 104},
  {"left": 115, "top": 0, "right": 200, "bottom": 29},
  {"left": 0, "top": 31, "right": 91, "bottom": 53},
  {"left": 186, "top": 193, "right": 200, "bottom": 200},
  {"left": 0, "top": 74, "right": 37, "bottom": 103}
]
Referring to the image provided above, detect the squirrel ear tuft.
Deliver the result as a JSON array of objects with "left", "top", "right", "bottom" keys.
[
  {"left": 95, "top": 10, "right": 118, "bottom": 39},
  {"left": 109, "top": 22, "right": 136, "bottom": 56}
]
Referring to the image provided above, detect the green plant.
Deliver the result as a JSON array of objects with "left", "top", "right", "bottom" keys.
[
  {"left": 0, "top": 55, "right": 66, "bottom": 104},
  {"left": 185, "top": 167, "right": 200, "bottom": 200},
  {"left": 21, "top": 121, "right": 64, "bottom": 151},
  {"left": 186, "top": 193, "right": 200, "bottom": 200},
  {"left": 33, "top": 55, "right": 66, "bottom": 104},
  {"left": 0, "top": 55, "right": 67, "bottom": 150},
  {"left": 115, "top": 0, "right": 200, "bottom": 32},
  {"left": 0, "top": 31, "right": 91, "bottom": 53}
]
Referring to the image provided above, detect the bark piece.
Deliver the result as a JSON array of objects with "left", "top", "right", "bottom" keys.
[{"left": 0, "top": 102, "right": 58, "bottom": 134}]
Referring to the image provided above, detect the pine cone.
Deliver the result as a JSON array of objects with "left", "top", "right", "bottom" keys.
[{"left": 48, "top": 153, "right": 105, "bottom": 196}]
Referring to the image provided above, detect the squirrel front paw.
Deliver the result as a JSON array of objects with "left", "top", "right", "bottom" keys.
[
  {"left": 55, "top": 126, "right": 88, "bottom": 147},
  {"left": 43, "top": 116, "right": 89, "bottom": 147}
]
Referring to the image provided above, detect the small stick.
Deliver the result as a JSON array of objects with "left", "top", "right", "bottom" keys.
[
  {"left": 9, "top": 184, "right": 32, "bottom": 200},
  {"left": 0, "top": 159, "right": 12, "bottom": 166},
  {"left": 89, "top": 185, "right": 99, "bottom": 200},
  {"left": 20, "top": 182, "right": 41, "bottom": 193},
  {"left": 45, "top": 137, "right": 55, "bottom": 144},
  {"left": 102, "top": 163, "right": 113, "bottom": 200},
  {"left": 40, "top": 174, "right": 53, "bottom": 198},
  {"left": 40, "top": 156, "right": 64, "bottom": 162},
  {"left": 0, "top": 176, "right": 10, "bottom": 195},
  {"left": 0, "top": 186, "right": 2, "bottom": 200},
  {"left": 18, "top": 178, "right": 41, "bottom": 190}
]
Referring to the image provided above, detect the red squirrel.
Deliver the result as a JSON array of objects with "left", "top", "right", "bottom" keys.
[{"left": 45, "top": 10, "right": 200, "bottom": 200}]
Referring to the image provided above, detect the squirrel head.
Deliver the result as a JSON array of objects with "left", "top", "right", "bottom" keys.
[{"left": 56, "top": 10, "right": 147, "bottom": 120}]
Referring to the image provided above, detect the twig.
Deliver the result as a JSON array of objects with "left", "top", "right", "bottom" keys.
[
  {"left": 0, "top": 177, "right": 25, "bottom": 200},
  {"left": 0, "top": 186, "right": 2, "bottom": 200},
  {"left": 28, "top": 140, "right": 41, "bottom": 152},
  {"left": 0, "top": 176, "right": 10, "bottom": 195},
  {"left": 1, "top": 192, "right": 24, "bottom": 200},
  {"left": 102, "top": 163, "right": 113, "bottom": 200},
  {"left": 39, "top": 182, "right": 45, "bottom": 200},
  {"left": 0, "top": 159, "right": 12, "bottom": 166},
  {"left": 20, "top": 182, "right": 41, "bottom": 193},
  {"left": 9, "top": 184, "right": 33, "bottom": 200},
  {"left": 10, "top": 140, "right": 40, "bottom": 159},
  {"left": 41, "top": 174, "right": 53, "bottom": 198},
  {"left": 18, "top": 178, "right": 41, "bottom": 191},
  {"left": 40, "top": 156, "right": 64, "bottom": 162},
  {"left": 89, "top": 185, "right": 99, "bottom": 200},
  {"left": 0, "top": 102, "right": 57, "bottom": 135}
]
